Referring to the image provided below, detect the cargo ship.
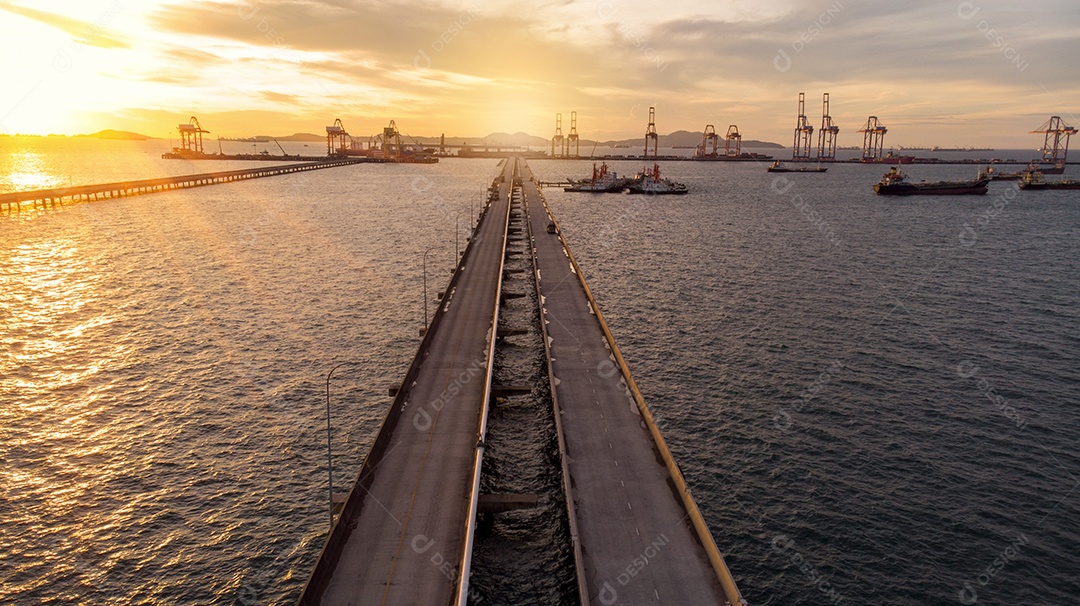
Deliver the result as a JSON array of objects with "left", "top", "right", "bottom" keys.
[
  {"left": 862, "top": 151, "right": 916, "bottom": 164},
  {"left": 873, "top": 167, "right": 989, "bottom": 195},
  {"left": 1018, "top": 172, "right": 1080, "bottom": 190}
]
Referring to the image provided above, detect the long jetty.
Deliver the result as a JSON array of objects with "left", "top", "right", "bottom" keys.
[
  {"left": 521, "top": 163, "right": 743, "bottom": 605},
  {"left": 298, "top": 157, "right": 745, "bottom": 605},
  {"left": 300, "top": 158, "right": 515, "bottom": 605},
  {"left": 0, "top": 158, "right": 361, "bottom": 213}
]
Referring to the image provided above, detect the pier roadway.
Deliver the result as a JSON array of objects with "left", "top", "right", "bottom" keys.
[
  {"left": 520, "top": 161, "right": 745, "bottom": 605},
  {"left": 301, "top": 159, "right": 516, "bottom": 605}
]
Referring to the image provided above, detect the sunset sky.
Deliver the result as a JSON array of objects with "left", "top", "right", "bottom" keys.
[{"left": 1, "top": 0, "right": 1077, "bottom": 147}]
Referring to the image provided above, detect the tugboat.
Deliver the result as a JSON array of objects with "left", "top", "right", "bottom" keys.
[
  {"left": 1018, "top": 171, "right": 1080, "bottom": 190},
  {"left": 627, "top": 164, "right": 688, "bottom": 195},
  {"left": 767, "top": 160, "right": 828, "bottom": 173},
  {"left": 873, "top": 166, "right": 989, "bottom": 195},
  {"left": 564, "top": 162, "right": 630, "bottom": 192}
]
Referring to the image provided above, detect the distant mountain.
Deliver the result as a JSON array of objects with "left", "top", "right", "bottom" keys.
[
  {"left": 78, "top": 129, "right": 153, "bottom": 140},
  {"left": 220, "top": 133, "right": 325, "bottom": 142},
  {"left": 275, "top": 132, "right": 325, "bottom": 142}
]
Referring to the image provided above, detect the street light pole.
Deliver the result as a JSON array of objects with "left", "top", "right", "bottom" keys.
[
  {"left": 454, "top": 212, "right": 460, "bottom": 261},
  {"left": 422, "top": 246, "right": 438, "bottom": 327},
  {"left": 325, "top": 361, "right": 359, "bottom": 532}
]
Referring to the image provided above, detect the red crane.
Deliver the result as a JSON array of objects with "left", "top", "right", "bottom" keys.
[
  {"left": 792, "top": 93, "right": 814, "bottom": 161},
  {"left": 697, "top": 125, "right": 719, "bottom": 158},
  {"left": 644, "top": 106, "right": 658, "bottom": 158},
  {"left": 725, "top": 125, "right": 742, "bottom": 157},
  {"left": 858, "top": 116, "right": 888, "bottom": 161},
  {"left": 1031, "top": 116, "right": 1076, "bottom": 169},
  {"left": 817, "top": 93, "right": 839, "bottom": 161}
]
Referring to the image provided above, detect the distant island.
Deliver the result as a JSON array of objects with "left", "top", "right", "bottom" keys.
[
  {"left": 220, "top": 132, "right": 326, "bottom": 142},
  {"left": 77, "top": 129, "right": 155, "bottom": 140}
]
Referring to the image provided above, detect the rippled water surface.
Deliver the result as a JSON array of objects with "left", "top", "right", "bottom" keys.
[{"left": 2, "top": 142, "right": 1079, "bottom": 604}]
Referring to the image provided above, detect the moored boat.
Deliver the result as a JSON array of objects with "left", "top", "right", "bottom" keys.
[
  {"left": 1018, "top": 171, "right": 1080, "bottom": 190},
  {"left": 767, "top": 160, "right": 828, "bottom": 173},
  {"left": 861, "top": 152, "right": 916, "bottom": 164},
  {"left": 564, "top": 162, "right": 630, "bottom": 192},
  {"left": 627, "top": 164, "right": 688, "bottom": 195},
  {"left": 979, "top": 166, "right": 1024, "bottom": 181},
  {"left": 873, "top": 166, "right": 989, "bottom": 195}
]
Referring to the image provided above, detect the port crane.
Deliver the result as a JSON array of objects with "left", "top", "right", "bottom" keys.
[
  {"left": 817, "top": 93, "right": 839, "bottom": 161},
  {"left": 177, "top": 116, "right": 208, "bottom": 155},
  {"left": 382, "top": 120, "right": 404, "bottom": 158},
  {"left": 858, "top": 116, "right": 888, "bottom": 161},
  {"left": 567, "top": 111, "right": 580, "bottom": 159},
  {"left": 644, "top": 106, "right": 659, "bottom": 158},
  {"left": 792, "top": 93, "right": 814, "bottom": 160},
  {"left": 551, "top": 113, "right": 565, "bottom": 158},
  {"left": 697, "top": 125, "right": 719, "bottom": 158},
  {"left": 1031, "top": 116, "right": 1076, "bottom": 168},
  {"left": 326, "top": 118, "right": 349, "bottom": 157},
  {"left": 725, "top": 125, "right": 742, "bottom": 157}
]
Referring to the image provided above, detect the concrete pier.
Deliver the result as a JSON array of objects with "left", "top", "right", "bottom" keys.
[{"left": 520, "top": 162, "right": 744, "bottom": 605}]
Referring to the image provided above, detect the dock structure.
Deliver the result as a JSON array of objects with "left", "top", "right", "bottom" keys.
[
  {"left": 298, "top": 157, "right": 744, "bottom": 605},
  {"left": 300, "top": 159, "right": 516, "bottom": 605},
  {"left": 0, "top": 159, "right": 361, "bottom": 213},
  {"left": 520, "top": 163, "right": 744, "bottom": 605}
]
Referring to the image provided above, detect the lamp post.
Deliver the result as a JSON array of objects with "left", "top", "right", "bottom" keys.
[
  {"left": 325, "top": 361, "right": 360, "bottom": 532},
  {"left": 422, "top": 246, "right": 438, "bottom": 327},
  {"left": 452, "top": 211, "right": 462, "bottom": 262}
]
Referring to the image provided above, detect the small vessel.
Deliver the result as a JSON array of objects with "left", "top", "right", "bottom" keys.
[
  {"left": 627, "top": 164, "right": 688, "bottom": 195},
  {"left": 873, "top": 166, "right": 989, "bottom": 195},
  {"left": 767, "top": 160, "right": 827, "bottom": 173},
  {"left": 979, "top": 166, "right": 1024, "bottom": 181},
  {"left": 564, "top": 162, "right": 630, "bottom": 192},
  {"left": 1018, "top": 171, "right": 1080, "bottom": 190},
  {"left": 861, "top": 151, "right": 916, "bottom": 165}
]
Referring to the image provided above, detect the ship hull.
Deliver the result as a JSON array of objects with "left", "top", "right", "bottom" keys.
[
  {"left": 874, "top": 179, "right": 989, "bottom": 195},
  {"left": 1018, "top": 181, "right": 1080, "bottom": 190}
]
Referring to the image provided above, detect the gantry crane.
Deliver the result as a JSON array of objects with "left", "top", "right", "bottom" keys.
[
  {"left": 567, "top": 111, "right": 580, "bottom": 159},
  {"left": 177, "top": 116, "right": 208, "bottom": 155},
  {"left": 644, "top": 106, "right": 659, "bottom": 158},
  {"left": 326, "top": 118, "right": 349, "bottom": 157},
  {"left": 697, "top": 124, "right": 719, "bottom": 158},
  {"left": 382, "top": 120, "right": 403, "bottom": 158},
  {"left": 551, "top": 113, "right": 565, "bottom": 158},
  {"left": 1031, "top": 116, "right": 1076, "bottom": 168},
  {"left": 792, "top": 93, "right": 814, "bottom": 160},
  {"left": 725, "top": 125, "right": 742, "bottom": 157},
  {"left": 858, "top": 116, "right": 888, "bottom": 161},
  {"left": 817, "top": 93, "right": 839, "bottom": 161}
]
